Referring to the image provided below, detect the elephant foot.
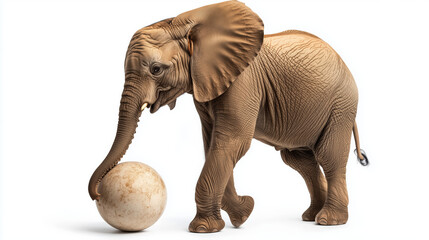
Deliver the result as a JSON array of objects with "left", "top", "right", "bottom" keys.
[
  {"left": 315, "top": 205, "right": 348, "bottom": 225},
  {"left": 223, "top": 195, "right": 254, "bottom": 227},
  {"left": 302, "top": 204, "right": 324, "bottom": 221},
  {"left": 188, "top": 214, "right": 225, "bottom": 233}
]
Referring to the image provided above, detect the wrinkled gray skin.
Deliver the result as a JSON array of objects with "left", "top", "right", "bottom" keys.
[{"left": 89, "top": 1, "right": 360, "bottom": 233}]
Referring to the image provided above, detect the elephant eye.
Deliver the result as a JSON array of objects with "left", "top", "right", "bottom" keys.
[{"left": 150, "top": 64, "right": 163, "bottom": 75}]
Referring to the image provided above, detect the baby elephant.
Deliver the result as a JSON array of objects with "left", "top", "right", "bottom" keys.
[{"left": 89, "top": 0, "right": 368, "bottom": 233}]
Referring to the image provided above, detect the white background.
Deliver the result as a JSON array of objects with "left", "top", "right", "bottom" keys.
[{"left": 1, "top": 0, "right": 429, "bottom": 239}]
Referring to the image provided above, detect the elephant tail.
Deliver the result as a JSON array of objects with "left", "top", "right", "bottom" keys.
[{"left": 352, "top": 121, "right": 369, "bottom": 166}]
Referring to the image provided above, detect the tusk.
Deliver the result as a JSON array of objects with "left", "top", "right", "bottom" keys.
[{"left": 141, "top": 102, "right": 148, "bottom": 111}]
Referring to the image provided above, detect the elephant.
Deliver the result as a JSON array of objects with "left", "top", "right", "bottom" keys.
[{"left": 88, "top": 0, "right": 368, "bottom": 233}]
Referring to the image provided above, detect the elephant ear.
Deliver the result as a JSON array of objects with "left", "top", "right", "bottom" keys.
[{"left": 173, "top": 1, "right": 264, "bottom": 102}]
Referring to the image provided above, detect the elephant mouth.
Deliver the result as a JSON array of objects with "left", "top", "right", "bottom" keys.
[
  {"left": 150, "top": 101, "right": 161, "bottom": 113},
  {"left": 149, "top": 88, "right": 183, "bottom": 113}
]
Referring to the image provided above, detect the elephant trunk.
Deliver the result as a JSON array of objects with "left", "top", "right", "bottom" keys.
[{"left": 88, "top": 88, "right": 147, "bottom": 200}]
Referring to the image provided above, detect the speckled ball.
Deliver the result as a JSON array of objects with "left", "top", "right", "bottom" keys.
[{"left": 96, "top": 161, "right": 167, "bottom": 231}]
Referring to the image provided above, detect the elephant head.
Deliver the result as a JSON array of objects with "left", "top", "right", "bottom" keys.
[{"left": 88, "top": 1, "right": 264, "bottom": 200}]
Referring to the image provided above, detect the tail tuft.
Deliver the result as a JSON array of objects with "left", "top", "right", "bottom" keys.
[
  {"left": 354, "top": 149, "right": 369, "bottom": 166},
  {"left": 352, "top": 121, "right": 369, "bottom": 166}
]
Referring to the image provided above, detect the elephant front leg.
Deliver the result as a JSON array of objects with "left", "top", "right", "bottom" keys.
[
  {"left": 189, "top": 135, "right": 253, "bottom": 233},
  {"left": 221, "top": 175, "right": 255, "bottom": 227},
  {"left": 188, "top": 149, "right": 233, "bottom": 233},
  {"left": 190, "top": 93, "right": 259, "bottom": 232}
]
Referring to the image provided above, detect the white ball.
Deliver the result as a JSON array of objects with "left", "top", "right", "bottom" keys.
[{"left": 96, "top": 161, "right": 167, "bottom": 231}]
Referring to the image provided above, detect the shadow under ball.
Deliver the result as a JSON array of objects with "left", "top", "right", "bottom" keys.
[{"left": 96, "top": 162, "right": 167, "bottom": 232}]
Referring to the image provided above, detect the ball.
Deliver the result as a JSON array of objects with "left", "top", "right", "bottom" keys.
[{"left": 96, "top": 161, "right": 167, "bottom": 231}]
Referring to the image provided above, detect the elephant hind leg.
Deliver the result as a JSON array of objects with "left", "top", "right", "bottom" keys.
[
  {"left": 280, "top": 149, "right": 327, "bottom": 221},
  {"left": 221, "top": 175, "right": 254, "bottom": 227},
  {"left": 313, "top": 116, "right": 354, "bottom": 225}
]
